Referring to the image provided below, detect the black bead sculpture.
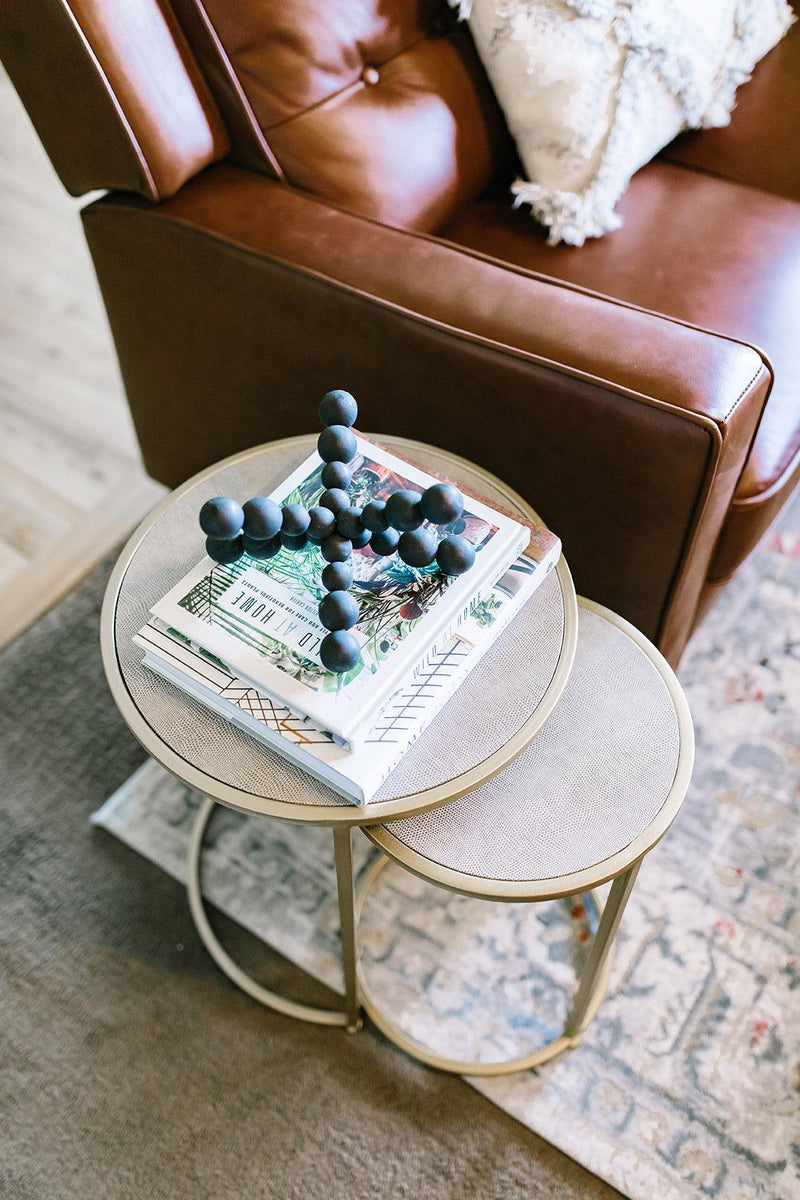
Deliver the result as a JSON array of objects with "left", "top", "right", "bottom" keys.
[{"left": 197, "top": 390, "right": 476, "bottom": 674}]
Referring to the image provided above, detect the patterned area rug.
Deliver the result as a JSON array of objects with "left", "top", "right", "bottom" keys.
[{"left": 93, "top": 499, "right": 800, "bottom": 1200}]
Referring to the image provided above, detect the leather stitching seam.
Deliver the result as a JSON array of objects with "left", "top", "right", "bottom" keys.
[{"left": 723, "top": 363, "right": 766, "bottom": 421}]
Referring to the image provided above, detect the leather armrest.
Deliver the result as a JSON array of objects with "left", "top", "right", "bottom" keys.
[{"left": 82, "top": 164, "right": 771, "bottom": 661}]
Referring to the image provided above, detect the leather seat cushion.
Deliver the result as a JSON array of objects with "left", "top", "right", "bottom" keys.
[
  {"left": 172, "top": 0, "right": 513, "bottom": 230},
  {"left": 441, "top": 160, "right": 800, "bottom": 577},
  {"left": 660, "top": 2, "right": 800, "bottom": 202}
]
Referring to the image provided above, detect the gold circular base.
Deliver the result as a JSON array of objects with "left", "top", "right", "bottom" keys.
[
  {"left": 354, "top": 855, "right": 614, "bottom": 1076},
  {"left": 187, "top": 798, "right": 354, "bottom": 1028}
]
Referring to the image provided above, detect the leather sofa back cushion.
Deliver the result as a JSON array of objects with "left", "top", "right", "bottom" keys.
[{"left": 180, "top": 0, "right": 510, "bottom": 230}]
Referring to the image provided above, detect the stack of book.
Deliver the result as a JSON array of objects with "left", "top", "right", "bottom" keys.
[{"left": 136, "top": 436, "right": 560, "bottom": 804}]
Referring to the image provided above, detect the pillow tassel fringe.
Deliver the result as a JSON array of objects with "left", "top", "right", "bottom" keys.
[{"left": 511, "top": 181, "right": 623, "bottom": 248}]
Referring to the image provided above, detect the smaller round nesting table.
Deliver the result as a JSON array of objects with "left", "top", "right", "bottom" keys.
[{"left": 358, "top": 598, "right": 693, "bottom": 1074}]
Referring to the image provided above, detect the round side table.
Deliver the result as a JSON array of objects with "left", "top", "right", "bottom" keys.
[
  {"left": 358, "top": 598, "right": 694, "bottom": 1075},
  {"left": 101, "top": 435, "right": 577, "bottom": 1032}
]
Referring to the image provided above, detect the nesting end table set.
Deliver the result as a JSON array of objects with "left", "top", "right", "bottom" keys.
[{"left": 101, "top": 436, "right": 694, "bottom": 1076}]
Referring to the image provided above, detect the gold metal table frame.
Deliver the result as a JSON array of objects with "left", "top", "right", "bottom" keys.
[
  {"left": 101, "top": 435, "right": 578, "bottom": 1042},
  {"left": 187, "top": 799, "right": 363, "bottom": 1030}
]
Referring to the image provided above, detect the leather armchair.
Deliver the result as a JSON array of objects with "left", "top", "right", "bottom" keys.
[{"left": 2, "top": 0, "right": 798, "bottom": 665}]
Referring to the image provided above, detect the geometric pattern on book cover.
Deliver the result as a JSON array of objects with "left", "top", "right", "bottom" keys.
[
  {"left": 367, "top": 636, "right": 473, "bottom": 743},
  {"left": 218, "top": 683, "right": 334, "bottom": 745}
]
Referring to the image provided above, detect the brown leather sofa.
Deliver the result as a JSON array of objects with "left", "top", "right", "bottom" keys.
[{"left": 2, "top": 0, "right": 798, "bottom": 665}]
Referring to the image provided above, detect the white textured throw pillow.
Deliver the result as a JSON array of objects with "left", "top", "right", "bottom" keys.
[{"left": 452, "top": 0, "right": 795, "bottom": 245}]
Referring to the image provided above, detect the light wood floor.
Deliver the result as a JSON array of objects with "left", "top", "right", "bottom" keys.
[{"left": 0, "top": 70, "right": 165, "bottom": 649}]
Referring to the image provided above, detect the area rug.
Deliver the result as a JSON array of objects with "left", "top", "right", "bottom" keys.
[{"left": 93, "top": 499, "right": 800, "bottom": 1200}]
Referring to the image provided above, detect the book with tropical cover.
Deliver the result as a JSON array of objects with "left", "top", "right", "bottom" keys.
[
  {"left": 151, "top": 436, "right": 532, "bottom": 744},
  {"left": 136, "top": 551, "right": 556, "bottom": 803}
]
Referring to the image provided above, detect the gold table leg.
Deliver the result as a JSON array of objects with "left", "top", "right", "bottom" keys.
[
  {"left": 353, "top": 854, "right": 635, "bottom": 1075},
  {"left": 187, "top": 797, "right": 360, "bottom": 1029},
  {"left": 564, "top": 861, "right": 640, "bottom": 1038},
  {"left": 333, "top": 825, "right": 362, "bottom": 1033}
]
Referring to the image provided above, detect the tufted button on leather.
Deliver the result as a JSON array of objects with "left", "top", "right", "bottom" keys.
[{"left": 361, "top": 66, "right": 380, "bottom": 86}]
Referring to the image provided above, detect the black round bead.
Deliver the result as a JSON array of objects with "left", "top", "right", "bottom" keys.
[
  {"left": 398, "top": 528, "right": 438, "bottom": 568},
  {"left": 336, "top": 506, "right": 364, "bottom": 540},
  {"left": 242, "top": 496, "right": 281, "bottom": 540},
  {"left": 321, "top": 534, "right": 353, "bottom": 563},
  {"left": 307, "top": 505, "right": 336, "bottom": 542},
  {"left": 317, "top": 425, "right": 357, "bottom": 464},
  {"left": 321, "top": 562, "right": 353, "bottom": 592},
  {"left": 370, "top": 527, "right": 400, "bottom": 557},
  {"left": 321, "top": 460, "right": 352, "bottom": 491},
  {"left": 436, "top": 535, "right": 475, "bottom": 576},
  {"left": 281, "top": 503, "right": 310, "bottom": 536},
  {"left": 243, "top": 533, "right": 281, "bottom": 560},
  {"left": 206, "top": 534, "right": 244, "bottom": 564},
  {"left": 318, "top": 590, "right": 360, "bottom": 632},
  {"left": 319, "top": 389, "right": 358, "bottom": 428},
  {"left": 361, "top": 499, "right": 388, "bottom": 532},
  {"left": 319, "top": 488, "right": 350, "bottom": 515},
  {"left": 281, "top": 532, "right": 308, "bottom": 551},
  {"left": 320, "top": 630, "right": 361, "bottom": 674},
  {"left": 419, "top": 482, "right": 464, "bottom": 527},
  {"left": 350, "top": 528, "right": 371, "bottom": 549},
  {"left": 384, "top": 489, "right": 423, "bottom": 532},
  {"left": 199, "top": 497, "right": 244, "bottom": 540}
]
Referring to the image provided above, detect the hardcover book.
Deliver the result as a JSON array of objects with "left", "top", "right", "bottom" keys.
[
  {"left": 150, "top": 437, "right": 540, "bottom": 745},
  {"left": 136, "top": 550, "right": 556, "bottom": 803}
]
